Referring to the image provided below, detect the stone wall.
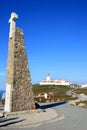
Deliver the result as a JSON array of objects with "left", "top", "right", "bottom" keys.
[{"left": 6, "top": 28, "right": 35, "bottom": 112}]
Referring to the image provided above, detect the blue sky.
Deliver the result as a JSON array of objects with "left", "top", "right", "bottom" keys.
[{"left": 0, "top": 0, "right": 87, "bottom": 90}]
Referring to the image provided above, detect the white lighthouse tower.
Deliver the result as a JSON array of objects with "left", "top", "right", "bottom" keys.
[{"left": 46, "top": 73, "right": 50, "bottom": 81}]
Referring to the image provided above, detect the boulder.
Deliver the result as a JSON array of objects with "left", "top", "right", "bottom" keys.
[{"left": 78, "top": 103, "right": 85, "bottom": 107}]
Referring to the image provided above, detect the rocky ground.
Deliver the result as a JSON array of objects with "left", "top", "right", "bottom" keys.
[{"left": 69, "top": 93, "right": 87, "bottom": 108}]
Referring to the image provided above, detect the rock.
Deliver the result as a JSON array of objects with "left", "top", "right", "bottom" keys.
[
  {"left": 69, "top": 99, "right": 80, "bottom": 106},
  {"left": 70, "top": 101, "right": 76, "bottom": 106},
  {"left": 0, "top": 112, "right": 4, "bottom": 117},
  {"left": 78, "top": 103, "right": 85, "bottom": 107},
  {"left": 0, "top": 102, "right": 3, "bottom": 106}
]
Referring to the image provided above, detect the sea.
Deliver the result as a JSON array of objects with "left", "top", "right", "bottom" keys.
[{"left": 0, "top": 90, "right": 5, "bottom": 100}]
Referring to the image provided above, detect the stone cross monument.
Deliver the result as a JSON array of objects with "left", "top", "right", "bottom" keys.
[
  {"left": 5, "top": 12, "right": 35, "bottom": 112},
  {"left": 9, "top": 12, "right": 18, "bottom": 38}
]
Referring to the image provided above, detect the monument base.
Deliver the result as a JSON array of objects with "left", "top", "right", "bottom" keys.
[{"left": 4, "top": 84, "right": 11, "bottom": 112}]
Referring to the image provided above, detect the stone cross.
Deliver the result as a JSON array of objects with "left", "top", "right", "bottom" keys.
[
  {"left": 9, "top": 12, "right": 18, "bottom": 38},
  {"left": 5, "top": 12, "right": 35, "bottom": 112}
]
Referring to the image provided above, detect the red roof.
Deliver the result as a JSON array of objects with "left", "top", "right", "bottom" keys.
[{"left": 47, "top": 73, "right": 50, "bottom": 76}]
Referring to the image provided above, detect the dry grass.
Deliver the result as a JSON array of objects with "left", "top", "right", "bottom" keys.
[
  {"left": 73, "top": 88, "right": 87, "bottom": 95},
  {"left": 33, "top": 84, "right": 76, "bottom": 102}
]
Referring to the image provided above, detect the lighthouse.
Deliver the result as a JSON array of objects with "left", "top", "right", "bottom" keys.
[{"left": 46, "top": 73, "right": 50, "bottom": 81}]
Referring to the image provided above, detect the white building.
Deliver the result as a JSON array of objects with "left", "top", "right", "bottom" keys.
[
  {"left": 81, "top": 84, "right": 87, "bottom": 88},
  {"left": 38, "top": 93, "right": 48, "bottom": 99},
  {"left": 40, "top": 73, "right": 71, "bottom": 86}
]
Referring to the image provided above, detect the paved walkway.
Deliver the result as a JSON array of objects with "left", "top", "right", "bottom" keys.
[
  {"left": 0, "top": 103, "right": 64, "bottom": 129},
  {"left": 0, "top": 102, "right": 87, "bottom": 130}
]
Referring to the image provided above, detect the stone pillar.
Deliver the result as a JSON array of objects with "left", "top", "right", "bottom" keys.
[{"left": 5, "top": 27, "right": 35, "bottom": 112}]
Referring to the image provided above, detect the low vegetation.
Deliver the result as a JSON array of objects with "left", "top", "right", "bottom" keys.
[
  {"left": 73, "top": 88, "right": 87, "bottom": 95},
  {"left": 33, "top": 84, "right": 76, "bottom": 102},
  {"left": 76, "top": 101, "right": 87, "bottom": 106},
  {"left": 70, "top": 87, "right": 87, "bottom": 108},
  {"left": 33, "top": 84, "right": 70, "bottom": 94}
]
